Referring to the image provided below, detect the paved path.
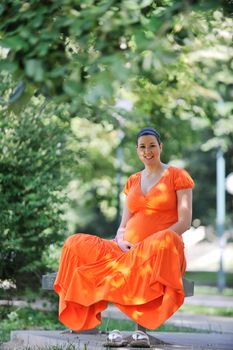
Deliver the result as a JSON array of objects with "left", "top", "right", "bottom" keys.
[
  {"left": 184, "top": 295, "right": 233, "bottom": 308},
  {"left": 4, "top": 330, "right": 233, "bottom": 350}
]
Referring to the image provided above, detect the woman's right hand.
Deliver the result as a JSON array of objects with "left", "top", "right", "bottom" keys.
[
  {"left": 117, "top": 239, "right": 134, "bottom": 252},
  {"left": 115, "top": 227, "right": 134, "bottom": 252}
]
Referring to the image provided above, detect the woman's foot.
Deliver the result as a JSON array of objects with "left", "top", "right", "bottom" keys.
[
  {"left": 129, "top": 330, "right": 150, "bottom": 348},
  {"left": 103, "top": 329, "right": 128, "bottom": 347}
]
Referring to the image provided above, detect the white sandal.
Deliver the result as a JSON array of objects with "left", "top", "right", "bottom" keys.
[
  {"left": 103, "top": 329, "right": 128, "bottom": 347},
  {"left": 130, "top": 330, "right": 150, "bottom": 348}
]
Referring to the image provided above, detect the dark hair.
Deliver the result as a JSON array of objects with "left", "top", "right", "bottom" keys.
[{"left": 137, "top": 127, "right": 161, "bottom": 145}]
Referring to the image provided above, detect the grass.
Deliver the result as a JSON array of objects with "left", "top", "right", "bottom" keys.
[
  {"left": 184, "top": 271, "right": 233, "bottom": 289},
  {"left": 194, "top": 285, "right": 233, "bottom": 297},
  {"left": 180, "top": 304, "right": 233, "bottom": 317},
  {"left": 98, "top": 318, "right": 207, "bottom": 333},
  {"left": 0, "top": 306, "right": 65, "bottom": 343}
]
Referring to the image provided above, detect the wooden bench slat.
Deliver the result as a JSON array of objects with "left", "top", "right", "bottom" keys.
[{"left": 42, "top": 272, "right": 57, "bottom": 290}]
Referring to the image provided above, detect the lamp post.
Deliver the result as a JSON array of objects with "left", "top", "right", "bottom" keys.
[{"left": 216, "top": 148, "right": 226, "bottom": 292}]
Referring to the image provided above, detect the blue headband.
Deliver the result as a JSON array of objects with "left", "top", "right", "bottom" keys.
[{"left": 137, "top": 127, "right": 161, "bottom": 144}]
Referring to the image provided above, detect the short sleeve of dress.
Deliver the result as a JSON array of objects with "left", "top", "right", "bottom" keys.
[
  {"left": 123, "top": 175, "right": 133, "bottom": 195},
  {"left": 174, "top": 168, "right": 194, "bottom": 190}
]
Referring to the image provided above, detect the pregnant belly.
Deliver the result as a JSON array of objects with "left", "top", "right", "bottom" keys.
[
  {"left": 124, "top": 214, "right": 157, "bottom": 244},
  {"left": 124, "top": 212, "right": 175, "bottom": 244}
]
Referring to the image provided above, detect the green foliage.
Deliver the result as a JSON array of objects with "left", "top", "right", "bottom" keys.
[
  {"left": 0, "top": 0, "right": 232, "bottom": 138},
  {"left": 183, "top": 143, "right": 217, "bottom": 225},
  {"left": 65, "top": 118, "right": 122, "bottom": 236},
  {"left": 185, "top": 271, "right": 233, "bottom": 288},
  {"left": 0, "top": 97, "right": 72, "bottom": 288},
  {"left": 0, "top": 306, "right": 64, "bottom": 343},
  {"left": 1, "top": 0, "right": 232, "bottom": 153}
]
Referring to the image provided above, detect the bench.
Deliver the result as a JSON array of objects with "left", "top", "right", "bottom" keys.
[
  {"left": 42, "top": 272, "right": 194, "bottom": 296},
  {"left": 42, "top": 272, "right": 194, "bottom": 335}
]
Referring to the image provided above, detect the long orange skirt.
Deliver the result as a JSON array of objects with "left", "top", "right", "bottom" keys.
[{"left": 54, "top": 229, "right": 186, "bottom": 331}]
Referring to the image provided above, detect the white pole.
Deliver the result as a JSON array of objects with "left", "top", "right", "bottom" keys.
[{"left": 216, "top": 148, "right": 226, "bottom": 292}]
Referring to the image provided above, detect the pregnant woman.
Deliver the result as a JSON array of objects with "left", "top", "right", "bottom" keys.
[{"left": 54, "top": 127, "right": 194, "bottom": 347}]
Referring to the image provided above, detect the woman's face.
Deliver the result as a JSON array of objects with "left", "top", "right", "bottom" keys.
[{"left": 136, "top": 135, "right": 162, "bottom": 165}]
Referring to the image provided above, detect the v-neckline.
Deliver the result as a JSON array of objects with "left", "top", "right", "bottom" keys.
[{"left": 139, "top": 166, "right": 171, "bottom": 196}]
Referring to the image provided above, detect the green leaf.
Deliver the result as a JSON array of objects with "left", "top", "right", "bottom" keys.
[
  {"left": 140, "top": 0, "right": 154, "bottom": 8},
  {"left": 63, "top": 79, "right": 82, "bottom": 97},
  {"left": 0, "top": 60, "right": 18, "bottom": 73},
  {"left": 25, "top": 59, "right": 44, "bottom": 82},
  {"left": 85, "top": 77, "right": 113, "bottom": 104},
  {"left": 0, "top": 36, "right": 28, "bottom": 51},
  {"left": 0, "top": 4, "right": 5, "bottom": 15},
  {"left": 8, "top": 85, "right": 35, "bottom": 113}
]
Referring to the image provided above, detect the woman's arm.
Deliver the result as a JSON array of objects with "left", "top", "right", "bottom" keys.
[
  {"left": 115, "top": 201, "right": 134, "bottom": 252},
  {"left": 169, "top": 188, "right": 193, "bottom": 235},
  {"left": 119, "top": 201, "right": 133, "bottom": 231}
]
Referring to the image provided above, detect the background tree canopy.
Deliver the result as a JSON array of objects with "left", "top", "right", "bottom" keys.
[{"left": 0, "top": 0, "right": 232, "bottom": 289}]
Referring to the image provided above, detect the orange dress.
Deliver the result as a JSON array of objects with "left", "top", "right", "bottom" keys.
[{"left": 54, "top": 166, "right": 194, "bottom": 331}]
